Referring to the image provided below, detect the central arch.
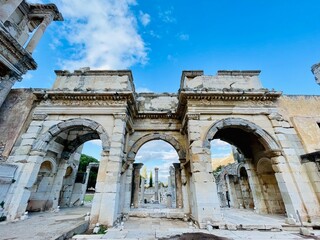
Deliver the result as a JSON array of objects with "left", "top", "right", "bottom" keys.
[{"left": 127, "top": 133, "right": 186, "bottom": 162}]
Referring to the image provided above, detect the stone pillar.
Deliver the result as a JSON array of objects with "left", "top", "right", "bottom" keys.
[
  {"left": 271, "top": 155, "right": 320, "bottom": 222},
  {"left": 90, "top": 114, "right": 127, "bottom": 227},
  {"left": 140, "top": 176, "right": 145, "bottom": 204},
  {"left": 84, "top": 166, "right": 91, "bottom": 191},
  {"left": 26, "top": 14, "right": 54, "bottom": 53},
  {"left": 187, "top": 116, "right": 221, "bottom": 228},
  {"left": 0, "top": 0, "right": 23, "bottom": 23},
  {"left": 132, "top": 163, "right": 143, "bottom": 208},
  {"left": 181, "top": 166, "right": 190, "bottom": 213},
  {"left": 122, "top": 164, "right": 133, "bottom": 213},
  {"left": 173, "top": 163, "right": 183, "bottom": 208},
  {"left": 169, "top": 166, "right": 176, "bottom": 207},
  {"left": 0, "top": 75, "right": 18, "bottom": 108},
  {"left": 245, "top": 162, "right": 268, "bottom": 213},
  {"left": 154, "top": 167, "right": 159, "bottom": 203},
  {"left": 226, "top": 175, "right": 238, "bottom": 208}
]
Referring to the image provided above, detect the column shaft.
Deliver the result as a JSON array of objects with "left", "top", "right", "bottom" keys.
[
  {"left": 154, "top": 168, "right": 159, "bottom": 203},
  {"left": 132, "top": 163, "right": 143, "bottom": 208},
  {"left": 26, "top": 14, "right": 53, "bottom": 53},
  {"left": 173, "top": 163, "right": 183, "bottom": 208}
]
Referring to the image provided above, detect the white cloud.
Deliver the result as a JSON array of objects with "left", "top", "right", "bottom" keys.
[
  {"left": 22, "top": 72, "right": 33, "bottom": 80},
  {"left": 139, "top": 11, "right": 151, "bottom": 26},
  {"left": 159, "top": 8, "right": 176, "bottom": 23},
  {"left": 178, "top": 33, "right": 189, "bottom": 41},
  {"left": 211, "top": 139, "right": 230, "bottom": 148},
  {"left": 136, "top": 87, "right": 152, "bottom": 93},
  {"left": 51, "top": 0, "right": 148, "bottom": 70},
  {"left": 89, "top": 139, "right": 102, "bottom": 147}
]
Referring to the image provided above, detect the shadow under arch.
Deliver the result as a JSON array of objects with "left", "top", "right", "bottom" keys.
[
  {"left": 127, "top": 133, "right": 186, "bottom": 163},
  {"left": 203, "top": 117, "right": 281, "bottom": 157},
  {"left": 32, "top": 118, "right": 110, "bottom": 155}
]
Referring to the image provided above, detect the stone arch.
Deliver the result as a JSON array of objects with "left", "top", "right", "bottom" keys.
[
  {"left": 257, "top": 157, "right": 273, "bottom": 174},
  {"left": 203, "top": 118, "right": 280, "bottom": 154},
  {"left": 32, "top": 118, "right": 110, "bottom": 155},
  {"left": 236, "top": 162, "right": 246, "bottom": 178},
  {"left": 127, "top": 133, "right": 186, "bottom": 162}
]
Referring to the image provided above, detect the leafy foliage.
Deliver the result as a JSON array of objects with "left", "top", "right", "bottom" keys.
[
  {"left": 213, "top": 165, "right": 223, "bottom": 177},
  {"left": 79, "top": 154, "right": 99, "bottom": 189}
]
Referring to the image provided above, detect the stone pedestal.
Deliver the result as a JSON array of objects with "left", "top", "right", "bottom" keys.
[
  {"left": 173, "top": 163, "right": 183, "bottom": 208},
  {"left": 132, "top": 163, "right": 143, "bottom": 208},
  {"left": 154, "top": 167, "right": 159, "bottom": 203}
]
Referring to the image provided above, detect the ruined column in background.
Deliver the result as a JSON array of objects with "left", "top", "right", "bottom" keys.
[
  {"left": 132, "top": 163, "right": 143, "bottom": 208},
  {"left": 173, "top": 163, "right": 183, "bottom": 208},
  {"left": 154, "top": 167, "right": 159, "bottom": 203}
]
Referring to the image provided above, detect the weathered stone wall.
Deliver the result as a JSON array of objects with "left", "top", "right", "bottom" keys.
[
  {"left": 53, "top": 70, "right": 135, "bottom": 92},
  {"left": 136, "top": 93, "right": 178, "bottom": 112},
  {"left": 278, "top": 95, "right": 320, "bottom": 153},
  {"left": 181, "top": 70, "right": 263, "bottom": 90},
  {"left": 0, "top": 89, "right": 35, "bottom": 160}
]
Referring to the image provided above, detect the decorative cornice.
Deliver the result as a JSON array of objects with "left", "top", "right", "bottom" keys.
[
  {"left": 136, "top": 112, "right": 180, "bottom": 119},
  {"left": 0, "top": 29, "right": 37, "bottom": 74},
  {"left": 180, "top": 90, "right": 282, "bottom": 102},
  {"left": 34, "top": 91, "right": 135, "bottom": 102},
  {"left": 29, "top": 3, "right": 63, "bottom": 21}
]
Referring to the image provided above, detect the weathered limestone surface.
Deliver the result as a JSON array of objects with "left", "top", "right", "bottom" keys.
[
  {"left": 0, "top": 0, "right": 62, "bottom": 108},
  {"left": 0, "top": 89, "right": 35, "bottom": 159},
  {"left": 1, "top": 68, "right": 320, "bottom": 229}
]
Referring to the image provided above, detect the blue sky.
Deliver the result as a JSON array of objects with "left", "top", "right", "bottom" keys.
[{"left": 20, "top": 1, "right": 319, "bottom": 178}]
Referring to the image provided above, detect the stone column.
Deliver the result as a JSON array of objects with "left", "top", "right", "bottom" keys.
[
  {"left": 169, "top": 166, "right": 176, "bottom": 206},
  {"left": 0, "top": 0, "right": 23, "bottom": 23},
  {"left": 140, "top": 176, "right": 145, "bottom": 204},
  {"left": 173, "top": 163, "right": 183, "bottom": 208},
  {"left": 181, "top": 166, "right": 190, "bottom": 213},
  {"left": 26, "top": 14, "right": 54, "bottom": 53},
  {"left": 84, "top": 166, "right": 91, "bottom": 191},
  {"left": 154, "top": 167, "right": 159, "bottom": 203},
  {"left": 226, "top": 175, "right": 238, "bottom": 208},
  {"left": 0, "top": 75, "right": 18, "bottom": 108},
  {"left": 132, "top": 163, "right": 143, "bottom": 208},
  {"left": 122, "top": 164, "right": 133, "bottom": 213}
]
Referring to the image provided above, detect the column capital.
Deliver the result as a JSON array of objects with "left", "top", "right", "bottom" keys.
[
  {"left": 113, "top": 113, "right": 128, "bottom": 121},
  {"left": 173, "top": 163, "right": 181, "bottom": 170},
  {"left": 133, "top": 163, "right": 143, "bottom": 170}
]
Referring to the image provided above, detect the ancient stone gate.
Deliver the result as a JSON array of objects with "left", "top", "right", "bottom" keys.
[{"left": 1, "top": 68, "right": 320, "bottom": 229}]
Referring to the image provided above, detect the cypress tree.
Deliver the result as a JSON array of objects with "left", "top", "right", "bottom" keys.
[{"left": 149, "top": 171, "right": 153, "bottom": 187}]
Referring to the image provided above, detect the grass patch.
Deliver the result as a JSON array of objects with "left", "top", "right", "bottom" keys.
[{"left": 84, "top": 194, "right": 94, "bottom": 202}]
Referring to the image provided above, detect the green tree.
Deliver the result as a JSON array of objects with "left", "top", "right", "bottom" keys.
[
  {"left": 79, "top": 154, "right": 99, "bottom": 189},
  {"left": 149, "top": 171, "right": 153, "bottom": 187}
]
